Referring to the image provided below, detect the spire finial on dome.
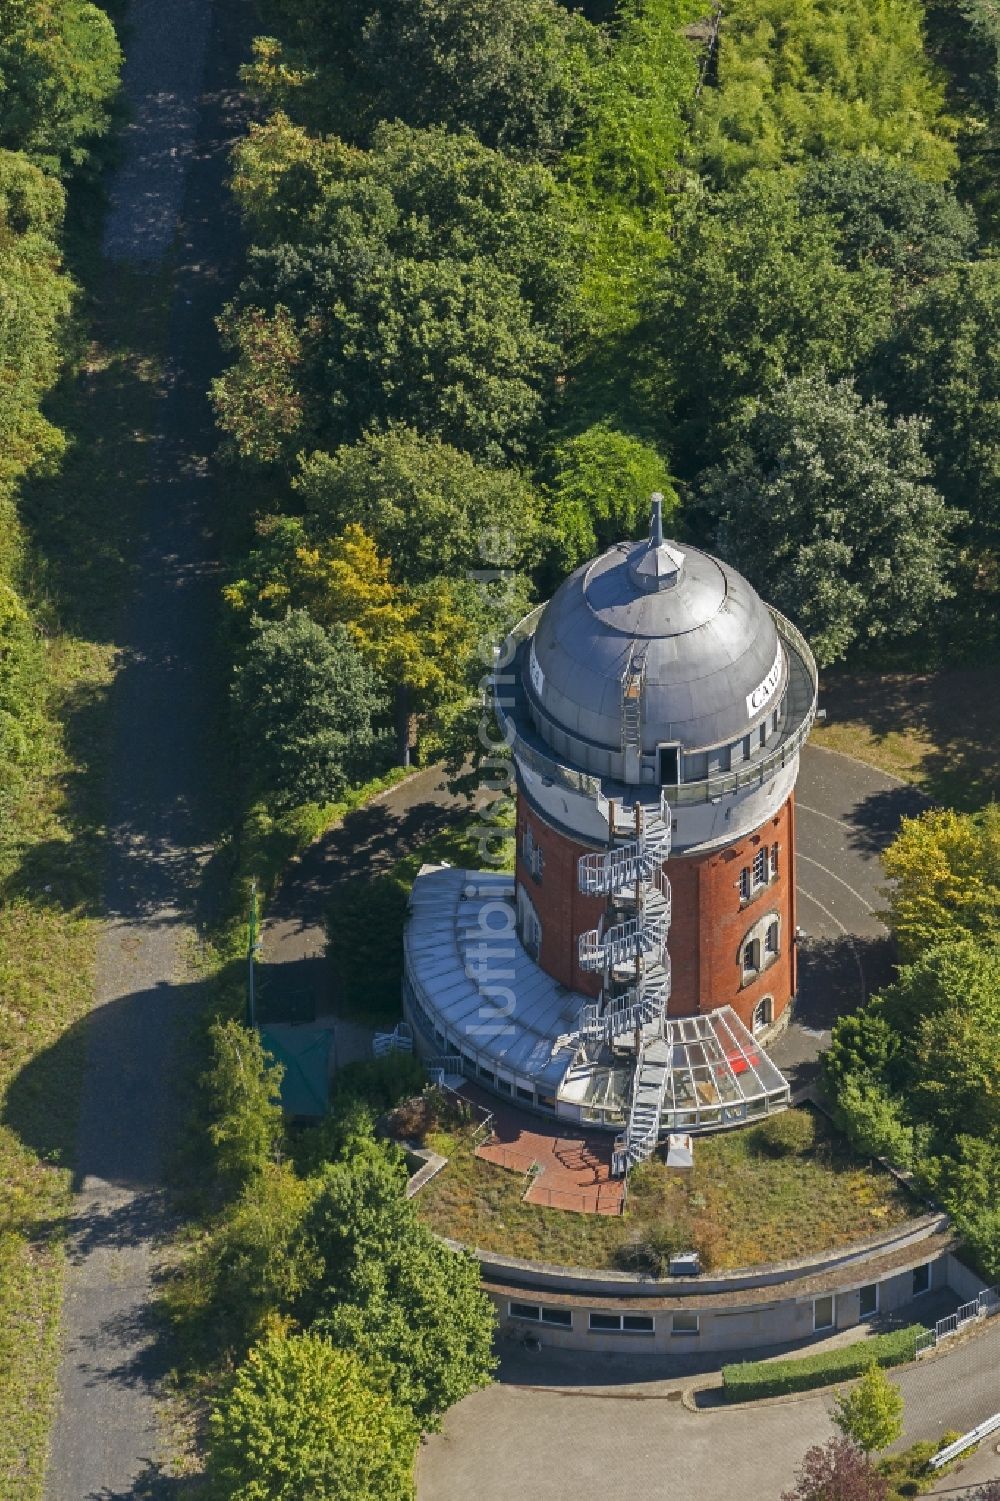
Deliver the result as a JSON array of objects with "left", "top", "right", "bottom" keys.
[
  {"left": 628, "top": 495, "right": 685, "bottom": 592},
  {"left": 651, "top": 492, "right": 664, "bottom": 547}
]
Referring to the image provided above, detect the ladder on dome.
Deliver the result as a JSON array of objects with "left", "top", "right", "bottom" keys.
[
  {"left": 575, "top": 792, "right": 674, "bottom": 1176},
  {"left": 621, "top": 649, "right": 646, "bottom": 782}
]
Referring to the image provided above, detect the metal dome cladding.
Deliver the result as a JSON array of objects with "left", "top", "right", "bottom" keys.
[{"left": 526, "top": 529, "right": 786, "bottom": 765}]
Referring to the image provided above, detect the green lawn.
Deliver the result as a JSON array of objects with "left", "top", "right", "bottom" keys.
[
  {"left": 414, "top": 1109, "right": 915, "bottom": 1272},
  {"left": 809, "top": 667, "right": 1000, "bottom": 809}
]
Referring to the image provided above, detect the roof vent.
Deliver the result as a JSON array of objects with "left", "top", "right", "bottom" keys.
[{"left": 628, "top": 493, "right": 686, "bottom": 593}]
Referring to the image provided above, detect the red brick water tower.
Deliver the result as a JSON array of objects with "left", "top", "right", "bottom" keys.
[{"left": 496, "top": 497, "right": 818, "bottom": 1039}]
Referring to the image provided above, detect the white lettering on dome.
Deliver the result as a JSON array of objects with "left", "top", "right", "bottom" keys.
[
  {"left": 746, "top": 645, "right": 783, "bottom": 721},
  {"left": 529, "top": 639, "right": 545, "bottom": 700}
]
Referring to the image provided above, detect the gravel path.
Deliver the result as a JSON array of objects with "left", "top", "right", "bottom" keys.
[
  {"left": 45, "top": 3, "right": 250, "bottom": 1496},
  {"left": 102, "top": 0, "right": 213, "bottom": 264}
]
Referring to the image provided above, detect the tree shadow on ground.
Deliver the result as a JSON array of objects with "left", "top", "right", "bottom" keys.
[
  {"left": 266, "top": 784, "right": 470, "bottom": 935},
  {"left": 774, "top": 933, "right": 894, "bottom": 1092},
  {"left": 819, "top": 668, "right": 1000, "bottom": 810},
  {"left": 845, "top": 784, "right": 932, "bottom": 858},
  {"left": 89, "top": 1462, "right": 203, "bottom": 1500}
]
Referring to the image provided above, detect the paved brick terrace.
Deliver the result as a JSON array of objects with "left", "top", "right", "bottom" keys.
[{"left": 467, "top": 1089, "right": 624, "bottom": 1216}]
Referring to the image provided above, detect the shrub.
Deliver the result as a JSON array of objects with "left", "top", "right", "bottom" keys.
[
  {"left": 722, "top": 1326, "right": 927, "bottom": 1401},
  {"left": 755, "top": 1109, "right": 817, "bottom": 1157},
  {"left": 204, "top": 1331, "right": 417, "bottom": 1501},
  {"left": 335, "top": 1055, "right": 427, "bottom": 1117}
]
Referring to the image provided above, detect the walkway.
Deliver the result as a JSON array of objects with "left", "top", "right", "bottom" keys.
[
  {"left": 44, "top": 3, "right": 251, "bottom": 1496},
  {"left": 417, "top": 1322, "right": 1000, "bottom": 1501}
]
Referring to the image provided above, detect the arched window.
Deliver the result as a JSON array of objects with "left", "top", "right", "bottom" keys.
[
  {"left": 753, "top": 996, "right": 773, "bottom": 1032},
  {"left": 739, "top": 912, "right": 781, "bottom": 986},
  {"left": 742, "top": 938, "right": 760, "bottom": 979}
]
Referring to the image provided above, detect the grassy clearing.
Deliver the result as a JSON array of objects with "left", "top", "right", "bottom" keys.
[
  {"left": 414, "top": 1109, "right": 914, "bottom": 1271},
  {"left": 328, "top": 803, "right": 514, "bottom": 1026},
  {"left": 809, "top": 667, "right": 1000, "bottom": 809},
  {"left": 0, "top": 240, "right": 171, "bottom": 1497}
]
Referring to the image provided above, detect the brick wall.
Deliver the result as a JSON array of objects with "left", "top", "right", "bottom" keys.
[
  {"left": 516, "top": 792, "right": 797, "bottom": 1026},
  {"left": 666, "top": 794, "right": 796, "bottom": 1028},
  {"left": 515, "top": 801, "right": 603, "bottom": 997}
]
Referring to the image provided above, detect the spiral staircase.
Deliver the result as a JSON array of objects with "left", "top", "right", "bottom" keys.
[{"left": 576, "top": 793, "right": 673, "bottom": 1176}]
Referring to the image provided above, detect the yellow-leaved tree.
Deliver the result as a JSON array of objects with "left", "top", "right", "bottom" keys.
[{"left": 882, "top": 805, "right": 1000, "bottom": 962}]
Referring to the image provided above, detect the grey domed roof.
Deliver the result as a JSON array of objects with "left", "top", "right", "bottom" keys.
[{"left": 527, "top": 520, "right": 785, "bottom": 757}]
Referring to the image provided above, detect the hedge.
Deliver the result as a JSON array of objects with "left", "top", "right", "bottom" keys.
[{"left": 722, "top": 1324, "right": 928, "bottom": 1401}]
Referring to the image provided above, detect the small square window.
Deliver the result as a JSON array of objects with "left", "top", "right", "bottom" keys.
[
  {"left": 622, "top": 1314, "right": 654, "bottom": 1334},
  {"left": 859, "top": 1283, "right": 879, "bottom": 1318},
  {"left": 541, "top": 1307, "right": 572, "bottom": 1327},
  {"left": 509, "top": 1302, "right": 540, "bottom": 1322},
  {"left": 912, "top": 1263, "right": 931, "bottom": 1297},
  {"left": 516, "top": 1086, "right": 533, "bottom": 1102},
  {"left": 814, "top": 1295, "right": 835, "bottom": 1331},
  {"left": 672, "top": 1313, "right": 700, "bottom": 1336},
  {"left": 589, "top": 1313, "right": 621, "bottom": 1332}
]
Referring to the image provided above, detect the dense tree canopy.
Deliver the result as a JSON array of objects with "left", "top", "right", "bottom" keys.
[
  {"left": 205, "top": 1332, "right": 417, "bottom": 1501},
  {"left": 231, "top": 611, "right": 383, "bottom": 807},
  {"left": 878, "top": 259, "right": 1000, "bottom": 547},
  {"left": 696, "top": 372, "right": 954, "bottom": 665},
  {"left": 301, "top": 1138, "right": 496, "bottom": 1426},
  {"left": 0, "top": 0, "right": 121, "bottom": 174},
  {"left": 246, "top": 0, "right": 597, "bottom": 156},
  {"left": 646, "top": 175, "right": 893, "bottom": 464},
  {"left": 216, "top": 122, "right": 581, "bottom": 465},
  {"left": 294, "top": 427, "right": 541, "bottom": 584},
  {"left": 797, "top": 155, "right": 977, "bottom": 283},
  {"left": 697, "top": 0, "right": 956, "bottom": 183}
]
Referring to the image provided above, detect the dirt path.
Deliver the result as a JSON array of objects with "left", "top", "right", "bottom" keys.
[{"left": 44, "top": 3, "right": 251, "bottom": 1496}]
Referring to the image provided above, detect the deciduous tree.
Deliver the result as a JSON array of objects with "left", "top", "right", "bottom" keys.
[
  {"left": 697, "top": 0, "right": 956, "bottom": 184},
  {"left": 232, "top": 611, "right": 383, "bottom": 807},
  {"left": 797, "top": 156, "right": 977, "bottom": 284},
  {"left": 833, "top": 1364, "right": 905, "bottom": 1454},
  {"left": 648, "top": 175, "right": 893, "bottom": 466},
  {"left": 696, "top": 372, "right": 954, "bottom": 666},
  {"left": 205, "top": 1331, "right": 417, "bottom": 1501},
  {"left": 245, "top": 0, "right": 597, "bottom": 157},
  {"left": 201, "top": 1021, "right": 285, "bottom": 1199},
  {"left": 295, "top": 427, "right": 541, "bottom": 584},
  {"left": 881, "top": 808, "right": 1000, "bottom": 961},
  {"left": 543, "top": 423, "right": 678, "bottom": 574},
  {"left": 782, "top": 1436, "right": 888, "bottom": 1501},
  {"left": 0, "top": 0, "right": 121, "bottom": 174},
  {"left": 301, "top": 1137, "right": 497, "bottom": 1426}
]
